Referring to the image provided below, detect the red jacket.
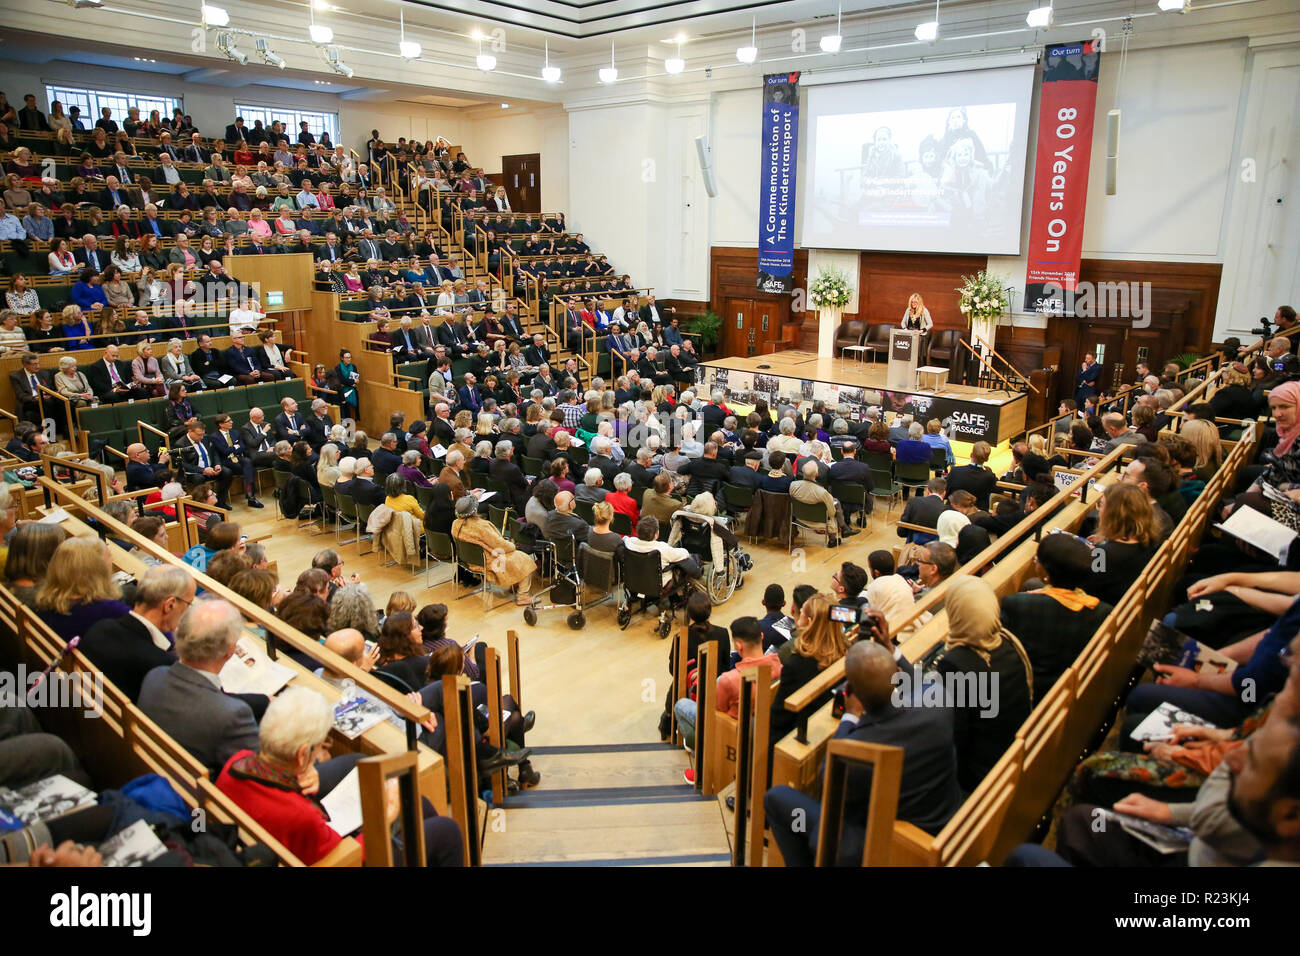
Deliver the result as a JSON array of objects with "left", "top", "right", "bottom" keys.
[{"left": 216, "top": 750, "right": 343, "bottom": 865}]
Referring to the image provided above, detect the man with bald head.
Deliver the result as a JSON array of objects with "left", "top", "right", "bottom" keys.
[
  {"left": 763, "top": 635, "right": 963, "bottom": 866},
  {"left": 317, "top": 628, "right": 379, "bottom": 687},
  {"left": 541, "top": 490, "right": 590, "bottom": 544},
  {"left": 125, "top": 441, "right": 172, "bottom": 492}
]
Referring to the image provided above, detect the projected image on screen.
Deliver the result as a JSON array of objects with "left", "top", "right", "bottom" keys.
[{"left": 800, "top": 66, "right": 1035, "bottom": 255}]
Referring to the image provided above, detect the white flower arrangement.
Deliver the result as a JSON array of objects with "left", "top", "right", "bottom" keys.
[
  {"left": 809, "top": 267, "right": 853, "bottom": 309},
  {"left": 957, "top": 270, "right": 1010, "bottom": 324}
]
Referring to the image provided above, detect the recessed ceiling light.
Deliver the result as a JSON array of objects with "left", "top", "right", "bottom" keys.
[
  {"left": 309, "top": 23, "right": 333, "bottom": 44},
  {"left": 914, "top": 20, "right": 939, "bottom": 42},
  {"left": 1026, "top": 5, "right": 1053, "bottom": 28},
  {"left": 200, "top": 4, "right": 228, "bottom": 27}
]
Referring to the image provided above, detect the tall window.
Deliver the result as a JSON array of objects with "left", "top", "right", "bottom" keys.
[
  {"left": 45, "top": 84, "right": 180, "bottom": 124},
  {"left": 234, "top": 104, "right": 339, "bottom": 146}
]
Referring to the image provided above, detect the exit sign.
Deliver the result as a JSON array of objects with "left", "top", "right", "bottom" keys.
[{"left": 266, "top": 291, "right": 284, "bottom": 307}]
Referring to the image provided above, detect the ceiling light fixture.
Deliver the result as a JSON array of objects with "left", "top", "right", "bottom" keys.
[
  {"left": 915, "top": 0, "right": 940, "bottom": 42},
  {"left": 255, "top": 37, "right": 286, "bottom": 69},
  {"left": 398, "top": 11, "right": 421, "bottom": 59},
  {"left": 598, "top": 41, "right": 618, "bottom": 83},
  {"left": 541, "top": 39, "right": 561, "bottom": 83},
  {"left": 216, "top": 31, "right": 247, "bottom": 65},
  {"left": 200, "top": 3, "right": 227, "bottom": 27},
  {"left": 308, "top": 3, "right": 332, "bottom": 44},
  {"left": 1156, "top": 0, "right": 1189, "bottom": 10},
  {"left": 476, "top": 37, "right": 496, "bottom": 71},
  {"left": 1026, "top": 3, "right": 1053, "bottom": 28},
  {"left": 665, "top": 39, "right": 685, "bottom": 74},
  {"left": 736, "top": 18, "right": 758, "bottom": 64},
  {"left": 326, "top": 46, "right": 352, "bottom": 78},
  {"left": 820, "top": 4, "right": 842, "bottom": 53}
]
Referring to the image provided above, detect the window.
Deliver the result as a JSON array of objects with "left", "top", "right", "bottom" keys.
[
  {"left": 234, "top": 104, "right": 339, "bottom": 147},
  {"left": 45, "top": 84, "right": 181, "bottom": 125}
]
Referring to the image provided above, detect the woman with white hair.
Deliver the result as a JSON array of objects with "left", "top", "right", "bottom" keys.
[
  {"left": 216, "top": 686, "right": 465, "bottom": 866},
  {"left": 54, "top": 355, "right": 94, "bottom": 407},
  {"left": 316, "top": 443, "right": 341, "bottom": 488},
  {"left": 596, "top": 420, "right": 624, "bottom": 465},
  {"left": 469, "top": 439, "right": 493, "bottom": 476},
  {"left": 680, "top": 421, "right": 704, "bottom": 459}
]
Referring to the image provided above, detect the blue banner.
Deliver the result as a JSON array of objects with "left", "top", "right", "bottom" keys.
[{"left": 757, "top": 72, "right": 800, "bottom": 294}]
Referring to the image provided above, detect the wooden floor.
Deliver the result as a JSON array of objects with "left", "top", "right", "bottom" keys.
[{"left": 231, "top": 443, "right": 1009, "bottom": 865}]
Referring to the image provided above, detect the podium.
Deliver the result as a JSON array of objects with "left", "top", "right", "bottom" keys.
[{"left": 887, "top": 328, "right": 923, "bottom": 391}]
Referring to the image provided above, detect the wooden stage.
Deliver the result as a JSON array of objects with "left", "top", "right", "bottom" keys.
[{"left": 699, "top": 350, "right": 1028, "bottom": 446}]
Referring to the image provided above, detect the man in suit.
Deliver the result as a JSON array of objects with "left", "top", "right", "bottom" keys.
[
  {"left": 303, "top": 399, "right": 333, "bottom": 451},
  {"left": 664, "top": 345, "right": 690, "bottom": 386},
  {"left": 765, "top": 640, "right": 962, "bottom": 865},
  {"left": 542, "top": 491, "right": 591, "bottom": 544},
  {"left": 209, "top": 414, "right": 264, "bottom": 509},
  {"left": 74, "top": 233, "right": 107, "bottom": 271},
  {"left": 182, "top": 132, "right": 208, "bottom": 165},
  {"left": 526, "top": 421, "right": 558, "bottom": 462},
  {"left": 457, "top": 373, "right": 483, "bottom": 414},
  {"left": 224, "top": 332, "right": 270, "bottom": 385},
  {"left": 190, "top": 334, "right": 228, "bottom": 388},
  {"left": 1075, "top": 351, "right": 1102, "bottom": 407},
  {"left": 10, "top": 352, "right": 47, "bottom": 423},
  {"left": 81, "top": 566, "right": 194, "bottom": 702},
  {"left": 350, "top": 457, "right": 385, "bottom": 506},
  {"left": 897, "top": 476, "right": 948, "bottom": 543},
  {"left": 531, "top": 365, "right": 558, "bottom": 397},
  {"left": 109, "top": 152, "right": 134, "bottom": 186},
  {"left": 154, "top": 131, "right": 181, "bottom": 161},
  {"left": 85, "top": 343, "right": 141, "bottom": 403},
  {"left": 524, "top": 334, "right": 550, "bottom": 369},
  {"left": 176, "top": 418, "right": 234, "bottom": 508},
  {"left": 676, "top": 441, "right": 732, "bottom": 499},
  {"left": 314, "top": 230, "right": 344, "bottom": 263},
  {"left": 639, "top": 294, "right": 674, "bottom": 327},
  {"left": 410, "top": 313, "right": 439, "bottom": 356},
  {"left": 428, "top": 403, "right": 456, "bottom": 449},
  {"left": 389, "top": 316, "right": 425, "bottom": 363},
  {"left": 224, "top": 117, "right": 248, "bottom": 145},
  {"left": 371, "top": 433, "right": 403, "bottom": 483},
  {"left": 125, "top": 442, "right": 173, "bottom": 492},
  {"left": 489, "top": 441, "right": 529, "bottom": 514},
  {"left": 273, "top": 396, "right": 307, "bottom": 444},
  {"left": 240, "top": 407, "right": 278, "bottom": 471},
  {"left": 138, "top": 600, "right": 262, "bottom": 775},
  {"left": 826, "top": 441, "right": 874, "bottom": 524},
  {"left": 356, "top": 229, "right": 382, "bottom": 263},
  {"left": 943, "top": 441, "right": 998, "bottom": 511},
  {"left": 499, "top": 304, "right": 527, "bottom": 344},
  {"left": 887, "top": 414, "right": 913, "bottom": 444}
]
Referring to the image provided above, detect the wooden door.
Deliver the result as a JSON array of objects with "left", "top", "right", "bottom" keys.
[
  {"left": 501, "top": 153, "right": 541, "bottom": 213},
  {"left": 722, "top": 299, "right": 757, "bottom": 358},
  {"left": 1077, "top": 324, "right": 1130, "bottom": 393}
]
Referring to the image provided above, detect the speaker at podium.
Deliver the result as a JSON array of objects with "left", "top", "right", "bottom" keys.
[{"left": 887, "top": 328, "right": 923, "bottom": 391}]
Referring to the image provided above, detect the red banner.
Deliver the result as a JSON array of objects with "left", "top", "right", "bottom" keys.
[{"left": 1024, "top": 41, "right": 1102, "bottom": 314}]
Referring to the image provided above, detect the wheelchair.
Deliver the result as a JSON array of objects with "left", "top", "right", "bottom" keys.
[
  {"left": 666, "top": 510, "right": 751, "bottom": 605},
  {"left": 616, "top": 546, "right": 701, "bottom": 638}
]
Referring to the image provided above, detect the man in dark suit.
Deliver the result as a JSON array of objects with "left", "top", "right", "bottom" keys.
[
  {"left": 209, "top": 415, "right": 264, "bottom": 509},
  {"left": 190, "top": 334, "right": 228, "bottom": 388},
  {"left": 350, "top": 457, "right": 385, "bottom": 505},
  {"left": 175, "top": 418, "right": 234, "bottom": 508},
  {"left": 240, "top": 408, "right": 278, "bottom": 470},
  {"left": 125, "top": 442, "right": 173, "bottom": 492},
  {"left": 498, "top": 305, "right": 527, "bottom": 344},
  {"left": 943, "top": 441, "right": 998, "bottom": 511},
  {"left": 676, "top": 442, "right": 731, "bottom": 498},
  {"left": 137, "top": 599, "right": 262, "bottom": 775},
  {"left": 81, "top": 565, "right": 194, "bottom": 702},
  {"left": 489, "top": 442, "right": 529, "bottom": 514},
  {"left": 436, "top": 316, "right": 469, "bottom": 359},
  {"left": 624, "top": 447, "right": 659, "bottom": 487},
  {"left": 897, "top": 477, "right": 947, "bottom": 543},
  {"left": 223, "top": 332, "right": 270, "bottom": 385},
  {"left": 314, "top": 231, "right": 344, "bottom": 263},
  {"left": 826, "top": 441, "right": 874, "bottom": 523},
  {"left": 74, "top": 234, "right": 107, "bottom": 271},
  {"left": 389, "top": 317, "right": 424, "bottom": 363},
  {"left": 726, "top": 449, "right": 764, "bottom": 490},
  {"left": 429, "top": 405, "right": 456, "bottom": 449},
  {"left": 531, "top": 366, "right": 558, "bottom": 397},
  {"left": 764, "top": 640, "right": 962, "bottom": 866},
  {"left": 302, "top": 399, "right": 333, "bottom": 451},
  {"left": 526, "top": 421, "right": 558, "bottom": 462},
  {"left": 224, "top": 117, "right": 248, "bottom": 145},
  {"left": 273, "top": 396, "right": 307, "bottom": 444},
  {"left": 1074, "top": 351, "right": 1102, "bottom": 407},
  {"left": 371, "top": 433, "right": 403, "bottom": 482},
  {"left": 523, "top": 334, "right": 550, "bottom": 369},
  {"left": 10, "top": 352, "right": 48, "bottom": 423},
  {"left": 664, "top": 345, "right": 689, "bottom": 385},
  {"left": 457, "top": 373, "right": 483, "bottom": 414},
  {"left": 85, "top": 343, "right": 140, "bottom": 403}
]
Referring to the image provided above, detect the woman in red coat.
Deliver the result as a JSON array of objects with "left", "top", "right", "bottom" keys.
[{"left": 217, "top": 686, "right": 464, "bottom": 866}]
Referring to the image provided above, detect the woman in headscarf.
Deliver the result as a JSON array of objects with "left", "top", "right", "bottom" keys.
[
  {"left": 1230, "top": 380, "right": 1300, "bottom": 525},
  {"left": 936, "top": 577, "right": 1033, "bottom": 793},
  {"left": 865, "top": 571, "right": 930, "bottom": 643}
]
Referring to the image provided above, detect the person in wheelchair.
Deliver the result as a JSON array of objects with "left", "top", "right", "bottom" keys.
[
  {"left": 667, "top": 493, "right": 752, "bottom": 590},
  {"left": 621, "top": 514, "right": 702, "bottom": 617}
]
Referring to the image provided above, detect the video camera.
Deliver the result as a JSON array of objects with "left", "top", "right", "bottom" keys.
[{"left": 1252, "top": 315, "right": 1274, "bottom": 337}]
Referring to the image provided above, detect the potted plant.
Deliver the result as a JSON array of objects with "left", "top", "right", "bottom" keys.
[{"left": 689, "top": 310, "right": 722, "bottom": 356}]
